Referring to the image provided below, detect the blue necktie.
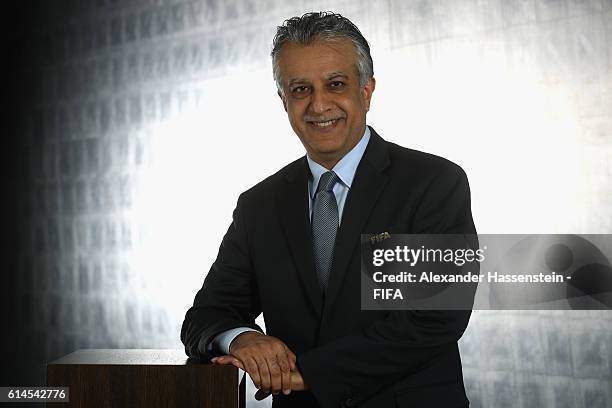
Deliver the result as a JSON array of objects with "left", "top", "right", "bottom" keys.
[{"left": 312, "top": 171, "right": 340, "bottom": 292}]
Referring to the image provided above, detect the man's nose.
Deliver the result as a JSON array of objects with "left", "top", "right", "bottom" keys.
[{"left": 309, "top": 89, "right": 332, "bottom": 114}]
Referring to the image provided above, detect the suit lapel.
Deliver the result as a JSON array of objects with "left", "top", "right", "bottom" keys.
[
  {"left": 323, "top": 128, "right": 390, "bottom": 318},
  {"left": 276, "top": 157, "right": 323, "bottom": 317},
  {"left": 276, "top": 128, "right": 391, "bottom": 322}
]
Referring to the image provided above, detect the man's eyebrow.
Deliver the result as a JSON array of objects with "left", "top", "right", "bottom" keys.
[
  {"left": 326, "top": 72, "right": 349, "bottom": 79},
  {"left": 287, "top": 78, "right": 309, "bottom": 86},
  {"left": 286, "top": 72, "right": 349, "bottom": 86}
]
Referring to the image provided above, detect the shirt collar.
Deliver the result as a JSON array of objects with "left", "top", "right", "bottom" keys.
[{"left": 307, "top": 126, "right": 371, "bottom": 199}]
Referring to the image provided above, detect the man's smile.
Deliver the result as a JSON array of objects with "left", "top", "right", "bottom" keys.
[
  {"left": 313, "top": 119, "right": 337, "bottom": 127},
  {"left": 306, "top": 117, "right": 344, "bottom": 130}
]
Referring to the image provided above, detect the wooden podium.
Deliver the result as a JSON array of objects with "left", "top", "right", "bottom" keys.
[{"left": 47, "top": 349, "right": 245, "bottom": 407}]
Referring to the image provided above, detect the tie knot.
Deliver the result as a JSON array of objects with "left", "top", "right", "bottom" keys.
[{"left": 316, "top": 171, "right": 339, "bottom": 193}]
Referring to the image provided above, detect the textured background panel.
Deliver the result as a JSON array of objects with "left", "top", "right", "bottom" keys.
[{"left": 4, "top": 0, "right": 612, "bottom": 407}]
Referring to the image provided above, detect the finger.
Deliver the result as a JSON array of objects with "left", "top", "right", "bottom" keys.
[
  {"left": 233, "top": 358, "right": 245, "bottom": 370},
  {"left": 213, "top": 355, "right": 245, "bottom": 370},
  {"left": 243, "top": 356, "right": 262, "bottom": 389},
  {"left": 266, "top": 356, "right": 282, "bottom": 394},
  {"left": 277, "top": 353, "right": 292, "bottom": 395},
  {"left": 285, "top": 347, "right": 297, "bottom": 371},
  {"left": 290, "top": 370, "right": 305, "bottom": 391},
  {"left": 212, "top": 356, "right": 227, "bottom": 365},
  {"left": 255, "top": 356, "right": 271, "bottom": 392}
]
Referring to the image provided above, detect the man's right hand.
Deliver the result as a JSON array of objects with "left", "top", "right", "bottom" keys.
[{"left": 226, "top": 331, "right": 297, "bottom": 395}]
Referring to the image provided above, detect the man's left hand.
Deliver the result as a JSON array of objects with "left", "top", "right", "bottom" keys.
[{"left": 212, "top": 355, "right": 309, "bottom": 399}]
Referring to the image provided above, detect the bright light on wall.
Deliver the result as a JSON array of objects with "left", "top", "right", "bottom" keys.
[
  {"left": 128, "top": 68, "right": 301, "bottom": 324},
  {"left": 371, "top": 44, "right": 586, "bottom": 234}
]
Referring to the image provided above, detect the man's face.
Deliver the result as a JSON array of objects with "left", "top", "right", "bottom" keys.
[{"left": 277, "top": 39, "right": 375, "bottom": 169}]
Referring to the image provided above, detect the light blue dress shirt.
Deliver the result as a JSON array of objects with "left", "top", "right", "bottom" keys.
[
  {"left": 306, "top": 126, "right": 370, "bottom": 223},
  {"left": 209, "top": 127, "right": 371, "bottom": 355}
]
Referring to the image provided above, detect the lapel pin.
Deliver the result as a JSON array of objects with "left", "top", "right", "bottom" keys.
[{"left": 370, "top": 232, "right": 391, "bottom": 244}]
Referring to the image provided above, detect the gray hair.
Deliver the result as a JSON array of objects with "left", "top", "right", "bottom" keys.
[{"left": 271, "top": 12, "right": 374, "bottom": 94}]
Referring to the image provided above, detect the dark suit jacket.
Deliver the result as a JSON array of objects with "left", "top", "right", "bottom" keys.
[{"left": 181, "top": 127, "right": 476, "bottom": 408}]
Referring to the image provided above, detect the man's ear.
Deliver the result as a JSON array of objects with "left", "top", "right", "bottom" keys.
[
  {"left": 278, "top": 90, "right": 288, "bottom": 112},
  {"left": 361, "top": 77, "right": 376, "bottom": 112}
]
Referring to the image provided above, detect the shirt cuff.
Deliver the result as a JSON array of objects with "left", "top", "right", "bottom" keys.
[{"left": 209, "top": 327, "right": 261, "bottom": 355}]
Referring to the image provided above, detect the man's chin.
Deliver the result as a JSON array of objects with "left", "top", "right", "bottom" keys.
[
  {"left": 306, "top": 143, "right": 350, "bottom": 166},
  {"left": 309, "top": 141, "right": 344, "bottom": 155}
]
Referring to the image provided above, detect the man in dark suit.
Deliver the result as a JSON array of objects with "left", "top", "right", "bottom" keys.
[{"left": 181, "top": 12, "right": 476, "bottom": 408}]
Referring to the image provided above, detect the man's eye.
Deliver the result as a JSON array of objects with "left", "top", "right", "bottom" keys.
[
  {"left": 292, "top": 86, "right": 308, "bottom": 93},
  {"left": 330, "top": 81, "right": 345, "bottom": 88}
]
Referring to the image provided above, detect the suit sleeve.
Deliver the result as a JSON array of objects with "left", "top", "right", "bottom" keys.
[
  {"left": 180, "top": 193, "right": 262, "bottom": 360},
  {"left": 297, "top": 163, "right": 476, "bottom": 407}
]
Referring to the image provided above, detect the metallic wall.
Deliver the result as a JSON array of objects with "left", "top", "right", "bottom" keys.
[{"left": 9, "top": 0, "right": 612, "bottom": 406}]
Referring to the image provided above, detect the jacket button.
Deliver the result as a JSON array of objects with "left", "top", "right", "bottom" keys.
[{"left": 343, "top": 397, "right": 355, "bottom": 407}]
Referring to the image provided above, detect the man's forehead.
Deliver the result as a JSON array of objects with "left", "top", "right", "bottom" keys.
[
  {"left": 279, "top": 38, "right": 356, "bottom": 61},
  {"left": 278, "top": 39, "right": 358, "bottom": 84}
]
